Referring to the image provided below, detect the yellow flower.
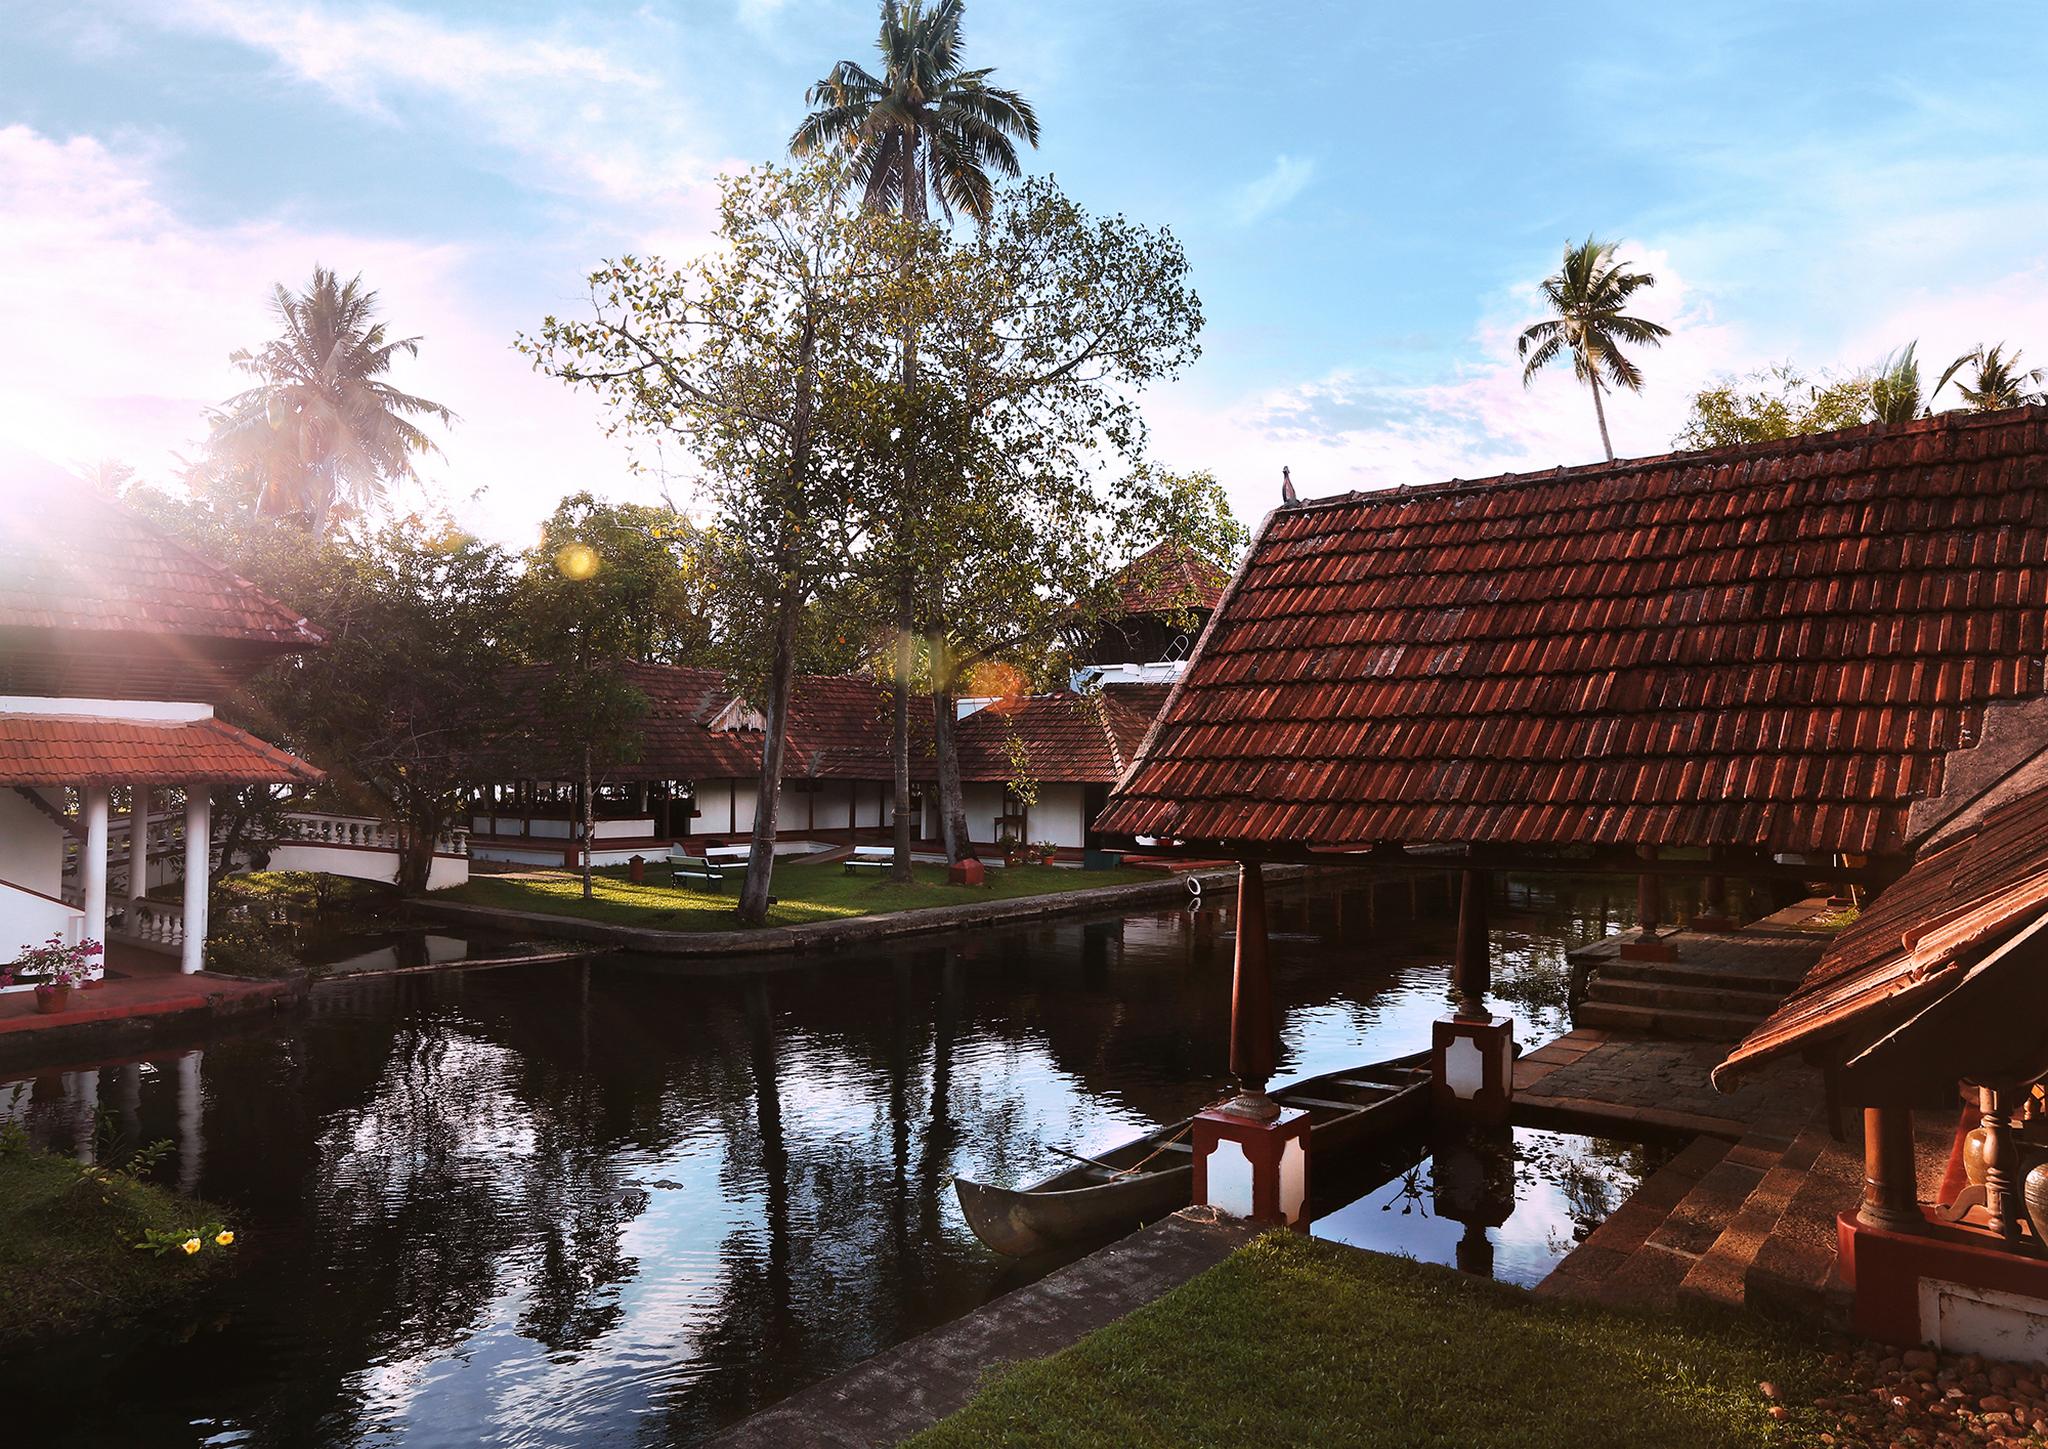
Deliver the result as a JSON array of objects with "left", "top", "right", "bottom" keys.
[
  {"left": 215, "top": 1230, "right": 235, "bottom": 1247},
  {"left": 181, "top": 1237, "right": 201, "bottom": 1255}
]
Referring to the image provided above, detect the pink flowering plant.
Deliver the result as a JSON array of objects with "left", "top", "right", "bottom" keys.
[{"left": 1, "top": 934, "right": 104, "bottom": 989}]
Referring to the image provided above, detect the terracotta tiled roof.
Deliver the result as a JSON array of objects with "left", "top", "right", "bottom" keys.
[
  {"left": 1714, "top": 783, "right": 2048, "bottom": 1087},
  {"left": 0, "top": 481, "right": 324, "bottom": 646},
  {"left": 1109, "top": 542, "right": 1229, "bottom": 617},
  {"left": 1100, "top": 407, "right": 2048, "bottom": 855},
  {"left": 0, "top": 714, "right": 324, "bottom": 786},
  {"left": 951, "top": 683, "right": 1174, "bottom": 784}
]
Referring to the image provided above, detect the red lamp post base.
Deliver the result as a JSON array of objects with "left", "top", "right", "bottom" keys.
[
  {"left": 1192, "top": 1105, "right": 1311, "bottom": 1229},
  {"left": 1432, "top": 1015, "right": 1515, "bottom": 1127}
]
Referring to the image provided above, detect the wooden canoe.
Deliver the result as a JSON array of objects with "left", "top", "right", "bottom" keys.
[{"left": 955, "top": 1052, "right": 1430, "bottom": 1257}]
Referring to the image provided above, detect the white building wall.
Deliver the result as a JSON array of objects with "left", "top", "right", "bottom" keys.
[
  {"left": 0, "top": 788, "right": 63, "bottom": 898},
  {"left": 1026, "top": 786, "right": 1088, "bottom": 849}
]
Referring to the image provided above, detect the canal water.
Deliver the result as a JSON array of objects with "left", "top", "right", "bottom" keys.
[{"left": 3, "top": 874, "right": 1656, "bottom": 1448}]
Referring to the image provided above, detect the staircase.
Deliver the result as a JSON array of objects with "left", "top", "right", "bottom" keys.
[
  {"left": 1542, "top": 1113, "right": 1957, "bottom": 1324},
  {"left": 1570, "top": 930, "right": 1825, "bottom": 1040}
]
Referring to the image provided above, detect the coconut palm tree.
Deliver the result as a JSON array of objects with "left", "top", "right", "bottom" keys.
[
  {"left": 211, "top": 267, "right": 455, "bottom": 534},
  {"left": 790, "top": 0, "right": 1037, "bottom": 878},
  {"left": 1935, "top": 343, "right": 2047, "bottom": 412},
  {"left": 1870, "top": 342, "right": 1926, "bottom": 424},
  {"left": 1517, "top": 237, "right": 1670, "bottom": 462},
  {"left": 788, "top": 0, "right": 1039, "bottom": 226}
]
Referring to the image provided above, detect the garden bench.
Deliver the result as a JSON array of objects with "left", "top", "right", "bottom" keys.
[
  {"left": 668, "top": 844, "right": 751, "bottom": 891},
  {"left": 844, "top": 845, "right": 895, "bottom": 875}
]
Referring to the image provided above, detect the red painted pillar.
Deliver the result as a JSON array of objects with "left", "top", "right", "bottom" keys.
[
  {"left": 1193, "top": 862, "right": 1311, "bottom": 1229},
  {"left": 1621, "top": 846, "right": 1679, "bottom": 961}
]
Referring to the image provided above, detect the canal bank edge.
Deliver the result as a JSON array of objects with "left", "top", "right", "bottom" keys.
[{"left": 405, "top": 866, "right": 1305, "bottom": 963}]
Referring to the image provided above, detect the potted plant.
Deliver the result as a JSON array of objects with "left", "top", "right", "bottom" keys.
[{"left": 5, "top": 934, "right": 104, "bottom": 1014}]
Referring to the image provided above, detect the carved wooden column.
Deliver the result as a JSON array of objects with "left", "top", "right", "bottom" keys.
[
  {"left": 1225, "top": 861, "right": 1278, "bottom": 1119},
  {"left": 1454, "top": 867, "right": 1491, "bottom": 1019},
  {"left": 1977, "top": 1085, "right": 2024, "bottom": 1245}
]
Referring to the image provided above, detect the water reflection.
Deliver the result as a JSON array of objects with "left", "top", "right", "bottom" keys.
[{"left": 2, "top": 874, "right": 1634, "bottom": 1448}]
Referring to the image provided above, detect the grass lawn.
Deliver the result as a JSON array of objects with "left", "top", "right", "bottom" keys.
[
  {"left": 909, "top": 1233, "right": 1843, "bottom": 1449},
  {"left": 0, "top": 1143, "right": 234, "bottom": 1355},
  {"left": 437, "top": 858, "right": 1162, "bottom": 932}
]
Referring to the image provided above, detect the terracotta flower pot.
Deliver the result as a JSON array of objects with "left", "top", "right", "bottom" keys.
[{"left": 33, "top": 983, "right": 70, "bottom": 1015}]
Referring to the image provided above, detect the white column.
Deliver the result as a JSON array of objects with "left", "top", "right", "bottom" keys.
[
  {"left": 176, "top": 1051, "right": 204, "bottom": 1194},
  {"left": 127, "top": 785, "right": 150, "bottom": 900},
  {"left": 181, "top": 789, "right": 210, "bottom": 975},
  {"left": 82, "top": 785, "right": 110, "bottom": 951}
]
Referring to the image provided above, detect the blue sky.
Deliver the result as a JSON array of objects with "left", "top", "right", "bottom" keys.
[{"left": 1, "top": 2, "right": 2043, "bottom": 542}]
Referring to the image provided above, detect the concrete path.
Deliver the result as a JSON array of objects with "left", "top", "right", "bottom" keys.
[
  {"left": 1515, "top": 1028, "right": 1820, "bottom": 1141},
  {"left": 708, "top": 1210, "right": 1261, "bottom": 1448}
]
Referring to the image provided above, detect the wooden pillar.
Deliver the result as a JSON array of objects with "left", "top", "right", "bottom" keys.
[
  {"left": 1976, "top": 1086, "right": 2024, "bottom": 1244},
  {"left": 1859, "top": 1105, "right": 1920, "bottom": 1232},
  {"left": 1226, "top": 862, "right": 1278, "bottom": 1118},
  {"left": 1454, "top": 867, "right": 1491, "bottom": 1018},
  {"left": 1622, "top": 845, "right": 1678, "bottom": 961}
]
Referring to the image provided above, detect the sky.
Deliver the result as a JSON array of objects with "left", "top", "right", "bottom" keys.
[{"left": 1, "top": 2, "right": 2044, "bottom": 546}]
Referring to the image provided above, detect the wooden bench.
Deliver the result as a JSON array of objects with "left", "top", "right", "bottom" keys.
[
  {"left": 844, "top": 845, "right": 895, "bottom": 875},
  {"left": 667, "top": 844, "right": 752, "bottom": 891}
]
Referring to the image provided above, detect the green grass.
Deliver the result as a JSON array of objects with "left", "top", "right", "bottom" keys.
[
  {"left": 0, "top": 1143, "right": 233, "bottom": 1354},
  {"left": 909, "top": 1234, "right": 1843, "bottom": 1449},
  {"left": 437, "top": 858, "right": 1162, "bottom": 932}
]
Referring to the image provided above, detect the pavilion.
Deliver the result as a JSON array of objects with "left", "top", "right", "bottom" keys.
[
  {"left": 1098, "top": 405, "right": 2048, "bottom": 1232},
  {"left": 0, "top": 479, "right": 323, "bottom": 979}
]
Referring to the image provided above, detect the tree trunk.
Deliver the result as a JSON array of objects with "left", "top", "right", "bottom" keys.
[
  {"left": 738, "top": 569, "right": 805, "bottom": 926},
  {"left": 1589, "top": 373, "right": 1615, "bottom": 462},
  {"left": 891, "top": 571, "right": 915, "bottom": 881},
  {"left": 929, "top": 634, "right": 972, "bottom": 863},
  {"left": 580, "top": 741, "right": 595, "bottom": 900}
]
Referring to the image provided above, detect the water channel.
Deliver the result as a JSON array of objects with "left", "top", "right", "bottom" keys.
[{"left": 4, "top": 874, "right": 1661, "bottom": 1447}]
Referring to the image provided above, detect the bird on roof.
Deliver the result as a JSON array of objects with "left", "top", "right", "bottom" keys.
[{"left": 1281, "top": 466, "right": 1299, "bottom": 505}]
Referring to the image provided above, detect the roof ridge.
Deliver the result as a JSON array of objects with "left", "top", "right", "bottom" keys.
[{"left": 1284, "top": 403, "right": 2048, "bottom": 516}]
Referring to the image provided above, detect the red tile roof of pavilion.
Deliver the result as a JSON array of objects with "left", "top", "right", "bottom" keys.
[
  {"left": 0, "top": 714, "right": 324, "bottom": 786},
  {"left": 1098, "top": 407, "right": 2048, "bottom": 857},
  {"left": 1714, "top": 782, "right": 2048, "bottom": 1087},
  {"left": 1108, "top": 542, "right": 1230, "bottom": 617},
  {"left": 0, "top": 481, "right": 324, "bottom": 647}
]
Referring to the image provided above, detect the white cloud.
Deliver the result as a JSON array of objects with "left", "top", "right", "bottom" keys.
[
  {"left": 146, "top": 0, "right": 729, "bottom": 228},
  {"left": 0, "top": 123, "right": 658, "bottom": 545},
  {"left": 1228, "top": 154, "right": 1314, "bottom": 227},
  {"left": 1144, "top": 243, "right": 2048, "bottom": 531}
]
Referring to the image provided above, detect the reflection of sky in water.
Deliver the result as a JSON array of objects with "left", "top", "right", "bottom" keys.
[
  {"left": 1313, "top": 1127, "right": 1665, "bottom": 1287},
  {"left": 0, "top": 877, "right": 1650, "bottom": 1448}
]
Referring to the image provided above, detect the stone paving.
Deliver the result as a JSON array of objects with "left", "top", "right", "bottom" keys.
[{"left": 1515, "top": 1028, "right": 1820, "bottom": 1142}]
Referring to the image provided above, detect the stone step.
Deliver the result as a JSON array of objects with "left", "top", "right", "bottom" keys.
[
  {"left": 1592, "top": 956, "right": 1800, "bottom": 995},
  {"left": 1536, "top": 1134, "right": 1735, "bottom": 1306},
  {"left": 1678, "top": 1132, "right": 1816, "bottom": 1311},
  {"left": 1743, "top": 1127, "right": 1862, "bottom": 1327},
  {"left": 1572, "top": 1000, "right": 1764, "bottom": 1041},
  {"left": 1581, "top": 977, "right": 1787, "bottom": 1018}
]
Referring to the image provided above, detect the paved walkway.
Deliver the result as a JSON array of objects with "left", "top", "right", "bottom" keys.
[
  {"left": 0, "top": 944, "right": 294, "bottom": 1064},
  {"left": 1515, "top": 1028, "right": 1820, "bottom": 1142},
  {"left": 708, "top": 1210, "right": 1260, "bottom": 1449}
]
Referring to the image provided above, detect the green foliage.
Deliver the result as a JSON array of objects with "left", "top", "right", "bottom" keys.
[
  {"left": 1870, "top": 341, "right": 1926, "bottom": 425},
  {"left": 0, "top": 1144, "right": 233, "bottom": 1353},
  {"left": 909, "top": 1233, "right": 1844, "bottom": 1449},
  {"left": 136, "top": 1222, "right": 236, "bottom": 1259},
  {"left": 1517, "top": 237, "right": 1670, "bottom": 461},
  {"left": 1936, "top": 342, "right": 2047, "bottom": 411},
  {"left": 1675, "top": 363, "right": 1875, "bottom": 450},
  {"left": 194, "top": 266, "right": 455, "bottom": 534},
  {"left": 520, "top": 492, "right": 712, "bottom": 666}
]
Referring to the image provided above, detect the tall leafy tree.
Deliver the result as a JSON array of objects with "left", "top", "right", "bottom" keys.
[
  {"left": 204, "top": 267, "right": 455, "bottom": 534},
  {"left": 791, "top": 0, "right": 1039, "bottom": 882},
  {"left": 520, "top": 161, "right": 906, "bottom": 925},
  {"left": 1517, "top": 237, "right": 1670, "bottom": 462},
  {"left": 1936, "top": 343, "right": 2047, "bottom": 412}
]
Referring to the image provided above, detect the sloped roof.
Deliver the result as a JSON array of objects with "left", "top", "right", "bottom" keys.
[
  {"left": 0, "top": 714, "right": 323, "bottom": 786},
  {"left": 951, "top": 684, "right": 1172, "bottom": 784},
  {"left": 0, "top": 481, "right": 324, "bottom": 647},
  {"left": 1715, "top": 783, "right": 2048, "bottom": 1088},
  {"left": 1099, "top": 407, "right": 2048, "bottom": 856},
  {"left": 1109, "top": 542, "right": 1230, "bottom": 617}
]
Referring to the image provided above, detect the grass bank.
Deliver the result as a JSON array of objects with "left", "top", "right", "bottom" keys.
[
  {"left": 909, "top": 1233, "right": 1842, "bottom": 1449},
  {"left": 0, "top": 1143, "right": 233, "bottom": 1354},
  {"left": 438, "top": 859, "right": 1160, "bottom": 932}
]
